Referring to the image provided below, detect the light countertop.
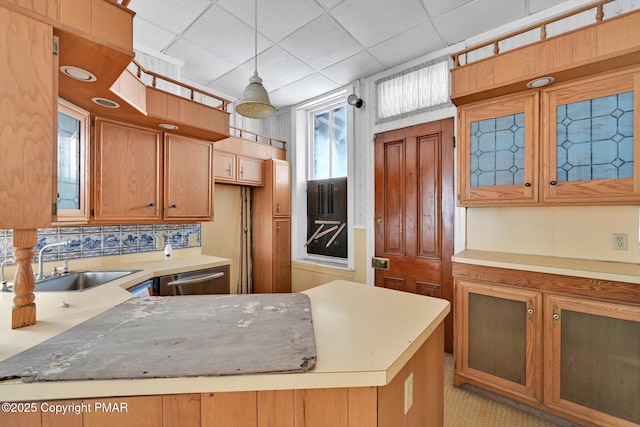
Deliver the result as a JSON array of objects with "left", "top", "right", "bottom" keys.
[
  {"left": 0, "top": 279, "right": 449, "bottom": 402},
  {"left": 453, "top": 249, "right": 640, "bottom": 284}
]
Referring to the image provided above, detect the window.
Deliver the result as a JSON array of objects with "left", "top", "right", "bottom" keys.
[
  {"left": 375, "top": 56, "right": 451, "bottom": 123},
  {"left": 310, "top": 104, "right": 347, "bottom": 179},
  {"left": 293, "top": 90, "right": 353, "bottom": 267}
]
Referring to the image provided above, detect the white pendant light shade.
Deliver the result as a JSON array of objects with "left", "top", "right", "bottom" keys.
[
  {"left": 235, "top": 0, "right": 276, "bottom": 119},
  {"left": 235, "top": 71, "right": 276, "bottom": 119}
]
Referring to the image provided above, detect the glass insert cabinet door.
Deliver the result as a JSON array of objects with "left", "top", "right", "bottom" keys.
[
  {"left": 458, "top": 92, "right": 539, "bottom": 205},
  {"left": 541, "top": 70, "right": 639, "bottom": 204},
  {"left": 55, "top": 99, "right": 90, "bottom": 224}
]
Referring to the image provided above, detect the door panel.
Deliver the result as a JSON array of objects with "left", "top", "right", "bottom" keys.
[
  {"left": 381, "top": 141, "right": 406, "bottom": 255},
  {"left": 374, "top": 119, "right": 455, "bottom": 352}
]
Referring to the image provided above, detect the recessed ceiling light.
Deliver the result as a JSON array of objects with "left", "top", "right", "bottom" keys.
[
  {"left": 91, "top": 97, "right": 120, "bottom": 108},
  {"left": 526, "top": 76, "right": 555, "bottom": 88},
  {"left": 159, "top": 123, "right": 179, "bottom": 130},
  {"left": 60, "top": 65, "right": 97, "bottom": 82}
]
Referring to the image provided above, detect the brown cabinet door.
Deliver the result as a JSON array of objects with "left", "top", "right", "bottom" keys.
[
  {"left": 273, "top": 218, "right": 291, "bottom": 293},
  {"left": 93, "top": 118, "right": 162, "bottom": 222},
  {"left": 272, "top": 160, "right": 290, "bottom": 217},
  {"left": 214, "top": 151, "right": 236, "bottom": 183},
  {"left": 237, "top": 155, "right": 263, "bottom": 186},
  {"left": 455, "top": 279, "right": 543, "bottom": 404},
  {"left": 458, "top": 91, "right": 539, "bottom": 206},
  {"left": 544, "top": 295, "right": 640, "bottom": 426},
  {"left": 0, "top": 9, "right": 54, "bottom": 229},
  {"left": 164, "top": 134, "right": 213, "bottom": 221}
]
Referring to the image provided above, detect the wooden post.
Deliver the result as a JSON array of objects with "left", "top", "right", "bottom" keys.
[{"left": 11, "top": 229, "right": 38, "bottom": 329}]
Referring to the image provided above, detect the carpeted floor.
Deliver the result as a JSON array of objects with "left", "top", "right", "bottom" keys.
[{"left": 443, "top": 353, "right": 565, "bottom": 427}]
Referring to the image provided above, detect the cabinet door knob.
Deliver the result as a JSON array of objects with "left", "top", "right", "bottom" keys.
[
  {"left": 149, "top": 202, "right": 155, "bottom": 207},
  {"left": 171, "top": 204, "right": 177, "bottom": 209},
  {"left": 550, "top": 181, "right": 557, "bottom": 186},
  {"left": 276, "top": 202, "right": 280, "bottom": 213},
  {"left": 277, "top": 223, "right": 280, "bottom": 232},
  {"left": 525, "top": 182, "right": 532, "bottom": 187}
]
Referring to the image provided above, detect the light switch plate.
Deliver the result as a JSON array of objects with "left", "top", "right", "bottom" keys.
[{"left": 188, "top": 234, "right": 197, "bottom": 247}]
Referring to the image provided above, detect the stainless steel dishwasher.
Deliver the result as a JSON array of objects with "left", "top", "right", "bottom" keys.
[{"left": 153, "top": 265, "right": 229, "bottom": 296}]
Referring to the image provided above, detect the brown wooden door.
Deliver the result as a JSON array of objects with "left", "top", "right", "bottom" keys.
[{"left": 374, "top": 119, "right": 455, "bottom": 352}]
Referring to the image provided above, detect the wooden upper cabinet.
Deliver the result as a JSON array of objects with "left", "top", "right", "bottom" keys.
[
  {"left": 214, "top": 151, "right": 236, "bottom": 183},
  {"left": 271, "top": 159, "right": 291, "bottom": 217},
  {"left": 93, "top": 118, "right": 162, "bottom": 222},
  {"left": 541, "top": 68, "right": 640, "bottom": 204},
  {"left": 54, "top": 99, "right": 90, "bottom": 225},
  {"left": 164, "top": 134, "right": 213, "bottom": 221},
  {"left": 237, "top": 155, "right": 263, "bottom": 186},
  {"left": 458, "top": 66, "right": 640, "bottom": 207},
  {"left": 0, "top": 9, "right": 55, "bottom": 229},
  {"left": 214, "top": 150, "right": 263, "bottom": 186},
  {"left": 458, "top": 92, "right": 539, "bottom": 206}
]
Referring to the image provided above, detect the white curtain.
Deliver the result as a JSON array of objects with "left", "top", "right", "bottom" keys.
[{"left": 375, "top": 57, "right": 451, "bottom": 123}]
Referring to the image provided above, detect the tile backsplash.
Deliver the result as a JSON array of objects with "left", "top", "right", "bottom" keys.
[{"left": 0, "top": 223, "right": 201, "bottom": 263}]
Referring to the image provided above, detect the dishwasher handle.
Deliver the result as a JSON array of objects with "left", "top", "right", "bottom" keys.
[{"left": 166, "top": 272, "right": 225, "bottom": 287}]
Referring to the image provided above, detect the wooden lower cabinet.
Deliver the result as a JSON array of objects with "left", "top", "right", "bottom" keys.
[
  {"left": 455, "top": 280, "right": 542, "bottom": 404},
  {"left": 454, "top": 263, "right": 640, "bottom": 427},
  {"left": 0, "top": 325, "right": 445, "bottom": 427}
]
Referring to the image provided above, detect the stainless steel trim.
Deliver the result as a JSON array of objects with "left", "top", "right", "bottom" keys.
[{"left": 166, "top": 272, "right": 225, "bottom": 287}]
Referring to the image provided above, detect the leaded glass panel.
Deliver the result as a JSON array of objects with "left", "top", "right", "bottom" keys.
[
  {"left": 470, "top": 113, "right": 525, "bottom": 187},
  {"left": 556, "top": 91, "right": 634, "bottom": 182},
  {"left": 57, "top": 111, "right": 81, "bottom": 210}
]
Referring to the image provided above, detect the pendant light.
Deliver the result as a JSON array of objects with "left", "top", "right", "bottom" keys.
[{"left": 235, "top": 0, "right": 276, "bottom": 119}]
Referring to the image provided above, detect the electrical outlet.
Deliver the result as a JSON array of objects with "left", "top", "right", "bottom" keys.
[
  {"left": 404, "top": 372, "right": 414, "bottom": 414},
  {"left": 612, "top": 233, "right": 628, "bottom": 250},
  {"left": 188, "top": 233, "right": 197, "bottom": 247},
  {"left": 156, "top": 234, "right": 165, "bottom": 249}
]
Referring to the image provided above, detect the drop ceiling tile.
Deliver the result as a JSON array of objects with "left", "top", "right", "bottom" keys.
[
  {"left": 330, "top": 0, "right": 429, "bottom": 48},
  {"left": 432, "top": 0, "right": 527, "bottom": 45},
  {"left": 269, "top": 73, "right": 340, "bottom": 108},
  {"left": 130, "top": 0, "right": 212, "bottom": 34},
  {"left": 245, "top": 46, "right": 316, "bottom": 89},
  {"left": 280, "top": 14, "right": 362, "bottom": 71},
  {"left": 165, "top": 39, "right": 235, "bottom": 82},
  {"left": 210, "top": 68, "right": 253, "bottom": 102},
  {"left": 218, "top": 0, "right": 324, "bottom": 42},
  {"left": 133, "top": 18, "right": 177, "bottom": 53},
  {"left": 320, "top": 51, "right": 385, "bottom": 85},
  {"left": 368, "top": 22, "right": 446, "bottom": 68},
  {"left": 315, "top": 0, "right": 346, "bottom": 10},
  {"left": 419, "top": 0, "right": 473, "bottom": 18},
  {"left": 182, "top": 4, "right": 273, "bottom": 66}
]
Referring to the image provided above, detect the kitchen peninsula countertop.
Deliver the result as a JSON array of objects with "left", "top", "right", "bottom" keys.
[
  {"left": 453, "top": 249, "right": 640, "bottom": 284},
  {"left": 0, "top": 279, "right": 449, "bottom": 402}
]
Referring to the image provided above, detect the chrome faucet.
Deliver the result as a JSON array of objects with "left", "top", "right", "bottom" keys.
[
  {"left": 36, "top": 240, "right": 70, "bottom": 280},
  {"left": 1, "top": 257, "right": 15, "bottom": 292}
]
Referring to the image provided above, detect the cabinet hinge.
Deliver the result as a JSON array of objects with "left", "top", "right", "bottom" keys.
[
  {"left": 453, "top": 136, "right": 456, "bottom": 148},
  {"left": 51, "top": 203, "right": 57, "bottom": 216},
  {"left": 53, "top": 39, "right": 59, "bottom": 55},
  {"left": 91, "top": 208, "right": 95, "bottom": 217}
]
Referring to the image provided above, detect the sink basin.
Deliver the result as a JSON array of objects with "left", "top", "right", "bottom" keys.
[{"left": 36, "top": 270, "right": 141, "bottom": 292}]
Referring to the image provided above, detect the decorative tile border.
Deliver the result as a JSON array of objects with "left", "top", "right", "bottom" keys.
[{"left": 0, "top": 223, "right": 201, "bottom": 263}]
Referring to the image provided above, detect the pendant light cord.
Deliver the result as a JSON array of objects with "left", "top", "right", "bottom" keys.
[{"left": 254, "top": 0, "right": 258, "bottom": 74}]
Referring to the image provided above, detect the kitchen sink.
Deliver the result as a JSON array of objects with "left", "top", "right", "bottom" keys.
[{"left": 36, "top": 270, "right": 140, "bottom": 292}]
